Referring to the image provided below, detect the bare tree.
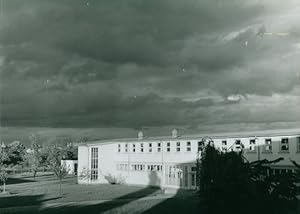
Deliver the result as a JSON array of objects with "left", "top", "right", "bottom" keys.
[
  {"left": 53, "top": 164, "right": 68, "bottom": 195},
  {"left": 47, "top": 145, "right": 68, "bottom": 195}
]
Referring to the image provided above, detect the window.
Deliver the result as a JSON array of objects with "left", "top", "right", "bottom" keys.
[
  {"left": 118, "top": 144, "right": 121, "bottom": 152},
  {"left": 176, "top": 142, "right": 180, "bottom": 152},
  {"left": 131, "top": 164, "right": 145, "bottom": 171},
  {"left": 132, "top": 144, "right": 136, "bottom": 152},
  {"left": 297, "top": 137, "right": 300, "bottom": 152},
  {"left": 235, "top": 140, "right": 242, "bottom": 150},
  {"left": 147, "top": 164, "right": 162, "bottom": 171},
  {"left": 198, "top": 141, "right": 204, "bottom": 152},
  {"left": 125, "top": 144, "right": 128, "bottom": 152},
  {"left": 167, "top": 142, "right": 171, "bottom": 152},
  {"left": 141, "top": 143, "right": 144, "bottom": 152},
  {"left": 157, "top": 142, "right": 161, "bottom": 152},
  {"left": 149, "top": 143, "right": 152, "bottom": 152},
  {"left": 280, "top": 138, "right": 289, "bottom": 152},
  {"left": 186, "top": 141, "right": 191, "bottom": 152},
  {"left": 221, "top": 140, "right": 227, "bottom": 152},
  {"left": 91, "top": 147, "right": 98, "bottom": 180},
  {"left": 249, "top": 139, "right": 256, "bottom": 152},
  {"left": 117, "top": 163, "right": 128, "bottom": 171},
  {"left": 265, "top": 139, "right": 272, "bottom": 152}
]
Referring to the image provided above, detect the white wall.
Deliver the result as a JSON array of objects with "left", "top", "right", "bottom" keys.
[{"left": 77, "top": 145, "right": 89, "bottom": 184}]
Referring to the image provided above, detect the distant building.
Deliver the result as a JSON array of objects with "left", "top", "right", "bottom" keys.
[
  {"left": 61, "top": 160, "right": 78, "bottom": 175},
  {"left": 77, "top": 128, "right": 300, "bottom": 189}
]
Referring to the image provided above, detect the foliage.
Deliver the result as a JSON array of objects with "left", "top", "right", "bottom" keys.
[
  {"left": 26, "top": 135, "right": 43, "bottom": 179},
  {"left": 104, "top": 173, "right": 125, "bottom": 185},
  {"left": 198, "top": 144, "right": 299, "bottom": 214},
  {"left": 62, "top": 143, "right": 78, "bottom": 160},
  {"left": 78, "top": 167, "right": 91, "bottom": 181},
  {"left": 0, "top": 145, "right": 9, "bottom": 193},
  {"left": 4, "top": 141, "right": 26, "bottom": 166},
  {"left": 0, "top": 141, "right": 26, "bottom": 166}
]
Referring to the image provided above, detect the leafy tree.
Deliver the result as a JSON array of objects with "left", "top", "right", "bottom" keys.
[
  {"left": 198, "top": 144, "right": 299, "bottom": 214},
  {"left": 0, "top": 145, "right": 9, "bottom": 193},
  {"left": 62, "top": 143, "right": 78, "bottom": 160},
  {"left": 6, "top": 141, "right": 26, "bottom": 166}
]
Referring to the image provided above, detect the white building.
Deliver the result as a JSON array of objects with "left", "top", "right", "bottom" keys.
[
  {"left": 61, "top": 160, "right": 78, "bottom": 175},
  {"left": 77, "top": 128, "right": 300, "bottom": 189}
]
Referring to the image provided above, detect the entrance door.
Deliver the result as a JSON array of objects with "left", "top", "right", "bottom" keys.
[
  {"left": 74, "top": 163, "right": 78, "bottom": 175},
  {"left": 190, "top": 172, "right": 197, "bottom": 189}
]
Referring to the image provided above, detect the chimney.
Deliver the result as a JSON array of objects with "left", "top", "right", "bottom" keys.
[
  {"left": 138, "top": 131, "right": 144, "bottom": 140},
  {"left": 172, "top": 129, "right": 179, "bottom": 138}
]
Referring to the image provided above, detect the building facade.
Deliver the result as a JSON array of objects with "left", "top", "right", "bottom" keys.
[{"left": 77, "top": 128, "right": 300, "bottom": 189}]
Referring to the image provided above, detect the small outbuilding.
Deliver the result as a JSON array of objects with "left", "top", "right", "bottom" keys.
[{"left": 61, "top": 160, "right": 78, "bottom": 175}]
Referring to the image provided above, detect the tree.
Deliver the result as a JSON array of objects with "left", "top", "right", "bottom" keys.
[
  {"left": 5, "top": 141, "right": 26, "bottom": 166},
  {"left": 46, "top": 145, "right": 68, "bottom": 195},
  {"left": 62, "top": 143, "right": 78, "bottom": 160},
  {"left": 53, "top": 164, "right": 68, "bottom": 195},
  {"left": 198, "top": 144, "right": 299, "bottom": 214},
  {"left": 0, "top": 144, "right": 9, "bottom": 193},
  {"left": 28, "top": 134, "right": 42, "bottom": 179}
]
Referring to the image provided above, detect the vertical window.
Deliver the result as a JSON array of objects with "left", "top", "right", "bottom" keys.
[
  {"left": 186, "top": 141, "right": 191, "bottom": 152},
  {"left": 140, "top": 143, "right": 144, "bottom": 152},
  {"left": 132, "top": 144, "right": 136, "bottom": 152},
  {"left": 157, "top": 142, "right": 161, "bottom": 152},
  {"left": 235, "top": 140, "right": 242, "bottom": 150},
  {"left": 118, "top": 144, "right": 121, "bottom": 152},
  {"left": 125, "top": 144, "right": 128, "bottom": 152},
  {"left": 91, "top": 147, "right": 98, "bottom": 180},
  {"left": 297, "top": 137, "right": 300, "bottom": 152},
  {"left": 167, "top": 142, "right": 171, "bottom": 152},
  {"left": 221, "top": 140, "right": 227, "bottom": 152},
  {"left": 149, "top": 143, "right": 152, "bottom": 152},
  {"left": 265, "top": 139, "right": 272, "bottom": 152},
  {"left": 176, "top": 142, "right": 180, "bottom": 152},
  {"left": 249, "top": 139, "right": 256, "bottom": 151},
  {"left": 280, "top": 138, "right": 289, "bottom": 152},
  {"left": 198, "top": 141, "right": 204, "bottom": 152}
]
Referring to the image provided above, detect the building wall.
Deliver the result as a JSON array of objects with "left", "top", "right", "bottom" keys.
[
  {"left": 78, "top": 133, "right": 300, "bottom": 188},
  {"left": 78, "top": 145, "right": 89, "bottom": 184}
]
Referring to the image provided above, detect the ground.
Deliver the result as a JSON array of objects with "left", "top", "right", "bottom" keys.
[{"left": 0, "top": 173, "right": 200, "bottom": 214}]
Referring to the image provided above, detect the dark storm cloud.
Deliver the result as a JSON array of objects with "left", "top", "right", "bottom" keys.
[{"left": 1, "top": 0, "right": 300, "bottom": 128}]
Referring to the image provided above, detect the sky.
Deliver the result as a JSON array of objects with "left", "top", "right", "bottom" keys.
[{"left": 0, "top": 0, "right": 300, "bottom": 136}]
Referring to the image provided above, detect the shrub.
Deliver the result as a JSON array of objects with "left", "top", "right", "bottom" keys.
[{"left": 104, "top": 173, "right": 125, "bottom": 185}]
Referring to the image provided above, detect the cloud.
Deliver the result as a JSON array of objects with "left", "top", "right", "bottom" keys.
[{"left": 1, "top": 0, "right": 300, "bottom": 128}]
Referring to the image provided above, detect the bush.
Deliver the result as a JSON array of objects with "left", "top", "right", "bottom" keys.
[
  {"left": 104, "top": 173, "right": 125, "bottom": 185},
  {"left": 198, "top": 144, "right": 299, "bottom": 214}
]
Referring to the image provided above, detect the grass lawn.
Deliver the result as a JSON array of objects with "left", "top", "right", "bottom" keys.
[{"left": 0, "top": 173, "right": 201, "bottom": 214}]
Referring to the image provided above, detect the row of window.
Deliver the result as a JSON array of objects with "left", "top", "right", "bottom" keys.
[
  {"left": 117, "top": 137, "right": 300, "bottom": 153},
  {"left": 116, "top": 163, "right": 163, "bottom": 172}
]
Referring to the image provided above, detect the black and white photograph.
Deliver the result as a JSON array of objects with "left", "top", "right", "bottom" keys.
[{"left": 0, "top": 1, "right": 300, "bottom": 213}]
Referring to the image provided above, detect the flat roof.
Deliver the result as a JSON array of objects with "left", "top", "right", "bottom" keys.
[{"left": 80, "top": 128, "right": 300, "bottom": 146}]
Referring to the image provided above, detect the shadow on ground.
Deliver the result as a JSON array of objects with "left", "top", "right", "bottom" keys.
[
  {"left": 0, "top": 172, "right": 201, "bottom": 214},
  {"left": 5, "top": 177, "right": 36, "bottom": 185},
  {"left": 0, "top": 195, "right": 61, "bottom": 209}
]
